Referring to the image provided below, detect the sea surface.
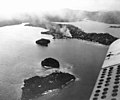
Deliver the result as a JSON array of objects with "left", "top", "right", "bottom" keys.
[{"left": 0, "top": 20, "right": 119, "bottom": 100}]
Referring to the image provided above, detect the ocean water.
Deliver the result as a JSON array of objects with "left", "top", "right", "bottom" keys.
[{"left": 0, "top": 22, "right": 111, "bottom": 100}]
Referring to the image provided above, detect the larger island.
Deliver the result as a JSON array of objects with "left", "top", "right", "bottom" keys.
[
  {"left": 21, "top": 71, "right": 76, "bottom": 100},
  {"left": 25, "top": 23, "right": 118, "bottom": 45}
]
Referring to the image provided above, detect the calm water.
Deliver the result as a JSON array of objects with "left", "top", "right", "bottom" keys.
[{"left": 0, "top": 23, "right": 108, "bottom": 100}]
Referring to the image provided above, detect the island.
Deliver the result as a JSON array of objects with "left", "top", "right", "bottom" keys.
[
  {"left": 41, "top": 24, "right": 118, "bottom": 45},
  {"left": 25, "top": 23, "right": 118, "bottom": 45},
  {"left": 36, "top": 38, "right": 50, "bottom": 46},
  {"left": 109, "top": 25, "right": 120, "bottom": 28},
  {"left": 21, "top": 71, "right": 76, "bottom": 100},
  {"left": 41, "top": 57, "right": 60, "bottom": 69}
]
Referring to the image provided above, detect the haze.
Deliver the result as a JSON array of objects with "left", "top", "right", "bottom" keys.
[{"left": 0, "top": 0, "right": 119, "bottom": 17}]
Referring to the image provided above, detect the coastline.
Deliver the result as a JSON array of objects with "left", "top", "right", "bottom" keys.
[
  {"left": 0, "top": 22, "right": 109, "bottom": 100},
  {"left": 25, "top": 22, "right": 118, "bottom": 46}
]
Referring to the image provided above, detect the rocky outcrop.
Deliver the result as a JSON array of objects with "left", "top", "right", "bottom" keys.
[
  {"left": 21, "top": 71, "right": 76, "bottom": 100},
  {"left": 41, "top": 24, "right": 118, "bottom": 45},
  {"left": 41, "top": 58, "right": 60, "bottom": 69},
  {"left": 36, "top": 38, "right": 50, "bottom": 46}
]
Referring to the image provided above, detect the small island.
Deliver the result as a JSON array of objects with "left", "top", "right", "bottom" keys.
[
  {"left": 21, "top": 71, "right": 76, "bottom": 100},
  {"left": 109, "top": 26, "right": 120, "bottom": 28},
  {"left": 36, "top": 38, "right": 50, "bottom": 46},
  {"left": 41, "top": 57, "right": 60, "bottom": 69}
]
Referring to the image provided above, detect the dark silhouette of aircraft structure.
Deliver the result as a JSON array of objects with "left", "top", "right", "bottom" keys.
[{"left": 90, "top": 39, "right": 120, "bottom": 100}]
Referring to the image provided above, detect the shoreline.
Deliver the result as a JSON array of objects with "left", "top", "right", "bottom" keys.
[
  {"left": 41, "top": 31, "right": 117, "bottom": 46},
  {"left": 50, "top": 37, "right": 109, "bottom": 47},
  {"left": 21, "top": 70, "right": 76, "bottom": 100},
  {"left": 24, "top": 22, "right": 118, "bottom": 46},
  {"left": 39, "top": 23, "right": 118, "bottom": 46}
]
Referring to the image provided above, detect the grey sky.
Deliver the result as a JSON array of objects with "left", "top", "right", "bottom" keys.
[{"left": 0, "top": 0, "right": 119, "bottom": 17}]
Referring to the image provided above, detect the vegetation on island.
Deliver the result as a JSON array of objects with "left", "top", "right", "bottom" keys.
[{"left": 41, "top": 24, "right": 118, "bottom": 45}]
